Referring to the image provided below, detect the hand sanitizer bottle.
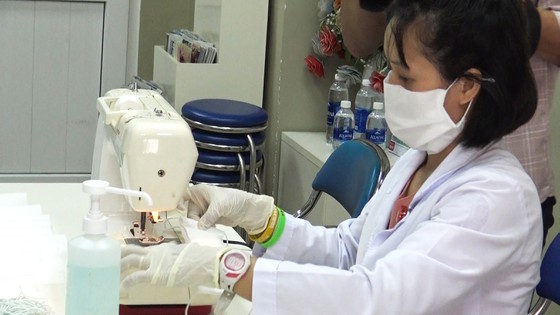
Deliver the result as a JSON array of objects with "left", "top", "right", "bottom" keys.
[{"left": 66, "top": 180, "right": 153, "bottom": 315}]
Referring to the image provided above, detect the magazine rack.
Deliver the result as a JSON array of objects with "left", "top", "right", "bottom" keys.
[{"left": 153, "top": 0, "right": 268, "bottom": 111}]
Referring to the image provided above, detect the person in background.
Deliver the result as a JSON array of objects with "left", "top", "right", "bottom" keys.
[
  {"left": 341, "top": 0, "right": 560, "bottom": 244},
  {"left": 121, "top": 1, "right": 542, "bottom": 314},
  {"left": 504, "top": 0, "right": 560, "bottom": 244}
]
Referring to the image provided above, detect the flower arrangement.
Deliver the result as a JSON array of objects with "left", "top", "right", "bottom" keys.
[
  {"left": 305, "top": 0, "right": 388, "bottom": 89},
  {"left": 370, "top": 70, "right": 386, "bottom": 93}
]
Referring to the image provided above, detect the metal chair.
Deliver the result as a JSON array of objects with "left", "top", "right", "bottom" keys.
[
  {"left": 529, "top": 232, "right": 560, "bottom": 314},
  {"left": 294, "top": 139, "right": 391, "bottom": 219}
]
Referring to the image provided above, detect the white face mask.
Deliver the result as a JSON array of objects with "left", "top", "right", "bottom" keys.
[{"left": 383, "top": 71, "right": 469, "bottom": 154}]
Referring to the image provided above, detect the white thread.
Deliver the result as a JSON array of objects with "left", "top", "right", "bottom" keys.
[{"left": 0, "top": 296, "right": 54, "bottom": 315}]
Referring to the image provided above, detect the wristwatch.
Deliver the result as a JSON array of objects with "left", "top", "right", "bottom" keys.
[{"left": 219, "top": 250, "right": 251, "bottom": 292}]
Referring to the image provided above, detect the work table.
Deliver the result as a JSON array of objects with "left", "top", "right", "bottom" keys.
[{"left": 0, "top": 182, "right": 251, "bottom": 315}]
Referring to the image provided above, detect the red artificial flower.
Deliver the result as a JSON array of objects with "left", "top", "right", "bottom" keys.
[
  {"left": 305, "top": 55, "right": 325, "bottom": 77},
  {"left": 319, "top": 26, "right": 341, "bottom": 56},
  {"left": 369, "top": 71, "right": 386, "bottom": 93}
]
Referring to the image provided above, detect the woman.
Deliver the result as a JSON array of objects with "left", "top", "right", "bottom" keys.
[{"left": 121, "top": 1, "right": 542, "bottom": 314}]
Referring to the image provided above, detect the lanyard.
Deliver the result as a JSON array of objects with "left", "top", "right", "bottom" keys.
[{"left": 408, "top": 163, "right": 469, "bottom": 212}]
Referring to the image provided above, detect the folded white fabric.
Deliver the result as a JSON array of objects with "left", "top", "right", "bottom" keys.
[{"left": 0, "top": 192, "right": 67, "bottom": 315}]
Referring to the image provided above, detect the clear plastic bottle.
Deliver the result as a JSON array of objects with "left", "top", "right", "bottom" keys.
[
  {"left": 353, "top": 79, "right": 375, "bottom": 139},
  {"left": 373, "top": 90, "right": 384, "bottom": 104},
  {"left": 365, "top": 101, "right": 388, "bottom": 148},
  {"left": 332, "top": 100, "right": 355, "bottom": 150},
  {"left": 66, "top": 180, "right": 153, "bottom": 315},
  {"left": 326, "top": 73, "right": 349, "bottom": 144}
]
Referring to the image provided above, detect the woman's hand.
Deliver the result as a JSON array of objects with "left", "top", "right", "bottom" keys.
[
  {"left": 120, "top": 242, "right": 233, "bottom": 290},
  {"left": 185, "top": 184, "right": 275, "bottom": 235}
]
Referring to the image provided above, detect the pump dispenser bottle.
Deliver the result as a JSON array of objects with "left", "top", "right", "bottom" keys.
[{"left": 65, "top": 180, "right": 153, "bottom": 315}]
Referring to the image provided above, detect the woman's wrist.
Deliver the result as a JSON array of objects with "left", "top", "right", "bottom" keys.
[
  {"left": 233, "top": 255, "right": 257, "bottom": 301},
  {"left": 260, "top": 208, "right": 286, "bottom": 248},
  {"left": 249, "top": 207, "right": 279, "bottom": 243},
  {"left": 248, "top": 207, "right": 287, "bottom": 248}
]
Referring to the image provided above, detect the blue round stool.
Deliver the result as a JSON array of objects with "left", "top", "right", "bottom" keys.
[
  {"left": 182, "top": 99, "right": 267, "bottom": 133},
  {"left": 182, "top": 99, "right": 268, "bottom": 193},
  {"left": 192, "top": 129, "right": 266, "bottom": 152},
  {"left": 191, "top": 169, "right": 250, "bottom": 187}
]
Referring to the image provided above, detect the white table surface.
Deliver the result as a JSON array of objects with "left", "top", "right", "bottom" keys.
[{"left": 0, "top": 182, "right": 251, "bottom": 315}]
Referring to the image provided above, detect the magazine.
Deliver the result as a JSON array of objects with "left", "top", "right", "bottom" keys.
[{"left": 165, "top": 29, "right": 217, "bottom": 64}]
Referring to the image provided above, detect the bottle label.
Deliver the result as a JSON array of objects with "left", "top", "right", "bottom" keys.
[
  {"left": 333, "top": 127, "right": 354, "bottom": 141},
  {"left": 366, "top": 128, "right": 386, "bottom": 144},
  {"left": 327, "top": 101, "right": 341, "bottom": 126},
  {"left": 354, "top": 108, "right": 372, "bottom": 133}
]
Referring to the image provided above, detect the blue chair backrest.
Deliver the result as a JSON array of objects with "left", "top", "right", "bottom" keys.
[
  {"left": 537, "top": 232, "right": 560, "bottom": 303},
  {"left": 312, "top": 139, "right": 387, "bottom": 218}
]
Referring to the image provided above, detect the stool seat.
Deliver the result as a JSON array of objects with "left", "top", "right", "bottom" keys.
[
  {"left": 197, "top": 148, "right": 263, "bottom": 165},
  {"left": 192, "top": 169, "right": 248, "bottom": 184},
  {"left": 182, "top": 99, "right": 268, "bottom": 128},
  {"left": 192, "top": 129, "right": 266, "bottom": 147}
]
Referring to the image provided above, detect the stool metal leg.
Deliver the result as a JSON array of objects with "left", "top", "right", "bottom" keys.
[
  {"left": 254, "top": 152, "right": 265, "bottom": 194},
  {"left": 236, "top": 153, "right": 247, "bottom": 192},
  {"left": 247, "top": 134, "right": 257, "bottom": 193},
  {"left": 254, "top": 174, "right": 263, "bottom": 194}
]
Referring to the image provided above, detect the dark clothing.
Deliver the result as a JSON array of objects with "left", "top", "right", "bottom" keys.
[{"left": 542, "top": 196, "right": 556, "bottom": 246}]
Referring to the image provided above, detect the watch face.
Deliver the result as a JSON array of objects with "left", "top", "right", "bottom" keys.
[{"left": 224, "top": 252, "right": 246, "bottom": 271}]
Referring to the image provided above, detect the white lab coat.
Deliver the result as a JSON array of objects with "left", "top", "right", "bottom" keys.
[{"left": 253, "top": 142, "right": 542, "bottom": 315}]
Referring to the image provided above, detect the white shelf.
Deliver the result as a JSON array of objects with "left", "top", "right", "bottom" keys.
[
  {"left": 281, "top": 131, "right": 398, "bottom": 167},
  {"left": 153, "top": 0, "right": 268, "bottom": 112}
]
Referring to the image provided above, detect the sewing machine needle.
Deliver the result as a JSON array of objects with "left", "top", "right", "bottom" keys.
[{"left": 140, "top": 212, "right": 146, "bottom": 236}]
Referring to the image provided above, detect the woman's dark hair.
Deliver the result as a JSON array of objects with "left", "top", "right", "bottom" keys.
[{"left": 386, "top": 0, "right": 537, "bottom": 147}]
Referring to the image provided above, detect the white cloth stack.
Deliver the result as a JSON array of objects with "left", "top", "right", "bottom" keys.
[{"left": 0, "top": 192, "right": 67, "bottom": 314}]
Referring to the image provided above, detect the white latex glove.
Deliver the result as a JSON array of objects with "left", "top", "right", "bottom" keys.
[
  {"left": 120, "top": 242, "right": 232, "bottom": 290},
  {"left": 185, "top": 184, "right": 275, "bottom": 235}
]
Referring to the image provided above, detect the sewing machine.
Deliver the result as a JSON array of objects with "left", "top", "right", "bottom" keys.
[
  {"left": 91, "top": 87, "right": 198, "bottom": 244},
  {"left": 90, "top": 88, "right": 244, "bottom": 309}
]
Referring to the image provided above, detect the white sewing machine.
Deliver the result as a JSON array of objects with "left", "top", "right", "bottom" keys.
[
  {"left": 90, "top": 88, "right": 248, "bottom": 308},
  {"left": 91, "top": 87, "right": 198, "bottom": 244}
]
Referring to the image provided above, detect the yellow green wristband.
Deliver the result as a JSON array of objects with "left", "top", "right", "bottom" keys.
[
  {"left": 261, "top": 208, "right": 286, "bottom": 248},
  {"left": 249, "top": 207, "right": 278, "bottom": 243}
]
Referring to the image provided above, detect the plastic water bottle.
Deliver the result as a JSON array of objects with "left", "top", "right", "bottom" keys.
[
  {"left": 332, "top": 100, "right": 354, "bottom": 150},
  {"left": 326, "top": 73, "right": 349, "bottom": 144},
  {"left": 373, "top": 91, "right": 384, "bottom": 103},
  {"left": 354, "top": 79, "right": 375, "bottom": 139},
  {"left": 365, "top": 101, "right": 388, "bottom": 148}
]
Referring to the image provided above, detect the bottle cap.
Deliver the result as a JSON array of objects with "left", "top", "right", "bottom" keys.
[
  {"left": 341, "top": 100, "right": 351, "bottom": 109},
  {"left": 335, "top": 73, "right": 345, "bottom": 81},
  {"left": 362, "top": 79, "right": 371, "bottom": 87},
  {"left": 373, "top": 102, "right": 384, "bottom": 110}
]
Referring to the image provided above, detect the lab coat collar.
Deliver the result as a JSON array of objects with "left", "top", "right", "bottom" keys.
[
  {"left": 407, "top": 142, "right": 499, "bottom": 206},
  {"left": 356, "top": 141, "right": 501, "bottom": 263},
  {"left": 382, "top": 142, "right": 492, "bottom": 197}
]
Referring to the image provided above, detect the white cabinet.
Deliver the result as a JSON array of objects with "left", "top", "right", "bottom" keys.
[
  {"left": 0, "top": 0, "right": 129, "bottom": 182},
  {"left": 153, "top": 0, "right": 268, "bottom": 112},
  {"left": 278, "top": 132, "right": 398, "bottom": 226}
]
